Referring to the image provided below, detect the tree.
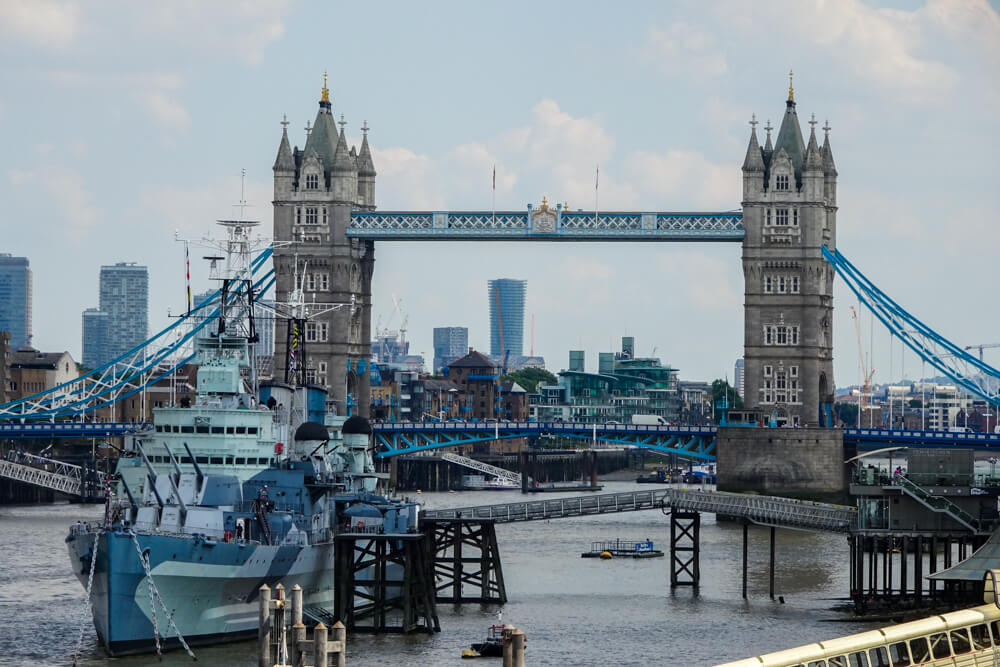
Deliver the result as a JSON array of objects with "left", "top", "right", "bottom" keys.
[
  {"left": 711, "top": 379, "right": 743, "bottom": 410},
  {"left": 503, "top": 368, "right": 558, "bottom": 394},
  {"left": 908, "top": 399, "right": 922, "bottom": 409},
  {"left": 834, "top": 402, "right": 859, "bottom": 427}
]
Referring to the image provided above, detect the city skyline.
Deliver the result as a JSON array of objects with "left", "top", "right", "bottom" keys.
[
  {"left": 0, "top": 255, "right": 31, "bottom": 349},
  {"left": 1, "top": 1, "right": 997, "bottom": 386}
]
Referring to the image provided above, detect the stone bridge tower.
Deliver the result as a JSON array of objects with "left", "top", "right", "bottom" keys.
[
  {"left": 272, "top": 77, "right": 376, "bottom": 416},
  {"left": 741, "top": 76, "right": 837, "bottom": 426}
]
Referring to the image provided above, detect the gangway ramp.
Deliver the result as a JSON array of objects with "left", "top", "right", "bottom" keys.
[
  {"left": 0, "top": 459, "right": 83, "bottom": 497},
  {"left": 439, "top": 453, "right": 522, "bottom": 485},
  {"left": 422, "top": 488, "right": 857, "bottom": 533}
]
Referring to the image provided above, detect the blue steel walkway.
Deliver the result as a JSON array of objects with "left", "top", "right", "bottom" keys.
[{"left": 348, "top": 210, "right": 744, "bottom": 241}]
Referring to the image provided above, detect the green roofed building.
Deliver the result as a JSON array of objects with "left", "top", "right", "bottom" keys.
[{"left": 531, "top": 337, "right": 680, "bottom": 424}]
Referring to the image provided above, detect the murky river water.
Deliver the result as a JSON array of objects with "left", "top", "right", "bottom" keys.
[{"left": 0, "top": 482, "right": 871, "bottom": 666}]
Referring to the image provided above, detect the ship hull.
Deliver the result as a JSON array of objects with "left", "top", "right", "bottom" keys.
[{"left": 67, "top": 528, "right": 335, "bottom": 656}]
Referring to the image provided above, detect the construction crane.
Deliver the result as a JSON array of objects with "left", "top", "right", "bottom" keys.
[
  {"left": 851, "top": 306, "right": 876, "bottom": 424},
  {"left": 965, "top": 343, "right": 1000, "bottom": 362}
]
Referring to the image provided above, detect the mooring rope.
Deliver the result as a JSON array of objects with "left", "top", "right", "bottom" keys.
[
  {"left": 71, "top": 528, "right": 102, "bottom": 666},
  {"left": 128, "top": 530, "right": 197, "bottom": 661}
]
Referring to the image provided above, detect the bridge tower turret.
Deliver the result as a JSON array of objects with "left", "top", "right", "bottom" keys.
[
  {"left": 272, "top": 76, "right": 376, "bottom": 416},
  {"left": 741, "top": 75, "right": 836, "bottom": 426}
]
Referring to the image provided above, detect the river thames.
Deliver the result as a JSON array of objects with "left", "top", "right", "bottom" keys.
[{"left": 0, "top": 481, "right": 870, "bottom": 666}]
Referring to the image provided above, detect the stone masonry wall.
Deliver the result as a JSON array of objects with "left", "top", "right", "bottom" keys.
[{"left": 716, "top": 426, "right": 846, "bottom": 503}]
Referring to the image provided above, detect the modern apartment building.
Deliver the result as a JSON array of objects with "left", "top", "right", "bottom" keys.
[
  {"left": 488, "top": 279, "right": 525, "bottom": 358},
  {"left": 433, "top": 326, "right": 468, "bottom": 373},
  {"left": 0, "top": 255, "right": 32, "bottom": 348}
]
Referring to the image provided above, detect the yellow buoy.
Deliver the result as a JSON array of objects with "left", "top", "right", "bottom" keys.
[
  {"left": 416, "top": 489, "right": 422, "bottom": 494},
  {"left": 461, "top": 649, "right": 478, "bottom": 658},
  {"left": 600, "top": 551, "right": 613, "bottom": 560}
]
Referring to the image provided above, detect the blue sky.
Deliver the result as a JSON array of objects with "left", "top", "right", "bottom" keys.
[{"left": 1, "top": 0, "right": 998, "bottom": 388}]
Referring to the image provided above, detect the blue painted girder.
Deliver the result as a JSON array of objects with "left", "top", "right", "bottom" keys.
[{"left": 371, "top": 422, "right": 718, "bottom": 461}]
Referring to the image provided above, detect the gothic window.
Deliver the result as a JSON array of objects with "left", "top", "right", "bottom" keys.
[
  {"left": 318, "top": 272, "right": 328, "bottom": 290},
  {"left": 765, "top": 209, "right": 772, "bottom": 226},
  {"left": 306, "top": 273, "right": 316, "bottom": 291},
  {"left": 322, "top": 207, "right": 328, "bottom": 226},
  {"left": 778, "top": 276, "right": 787, "bottom": 293},
  {"left": 776, "top": 174, "right": 789, "bottom": 191},
  {"left": 792, "top": 209, "right": 799, "bottom": 226},
  {"left": 305, "top": 207, "right": 318, "bottom": 225},
  {"left": 763, "top": 365, "right": 773, "bottom": 377},
  {"left": 790, "top": 365, "right": 798, "bottom": 377},
  {"left": 317, "top": 361, "right": 328, "bottom": 386},
  {"left": 776, "top": 326, "right": 788, "bottom": 345},
  {"left": 775, "top": 208, "right": 789, "bottom": 226},
  {"left": 764, "top": 276, "right": 773, "bottom": 293},
  {"left": 764, "top": 326, "right": 773, "bottom": 345},
  {"left": 790, "top": 326, "right": 799, "bottom": 345},
  {"left": 296, "top": 207, "right": 301, "bottom": 225},
  {"left": 305, "top": 322, "right": 329, "bottom": 343},
  {"left": 790, "top": 276, "right": 800, "bottom": 293},
  {"left": 305, "top": 368, "right": 317, "bottom": 384},
  {"left": 305, "top": 173, "right": 319, "bottom": 190}
]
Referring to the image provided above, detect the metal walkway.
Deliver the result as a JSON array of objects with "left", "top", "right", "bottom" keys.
[
  {"left": 439, "top": 453, "right": 522, "bottom": 485},
  {"left": 422, "top": 487, "right": 857, "bottom": 533},
  {"left": 0, "top": 458, "right": 83, "bottom": 496}
]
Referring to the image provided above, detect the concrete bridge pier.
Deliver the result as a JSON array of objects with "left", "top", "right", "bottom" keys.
[{"left": 716, "top": 427, "right": 851, "bottom": 503}]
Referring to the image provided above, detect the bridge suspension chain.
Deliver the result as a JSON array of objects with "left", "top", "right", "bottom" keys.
[
  {"left": 824, "top": 247, "right": 1000, "bottom": 406},
  {"left": 0, "top": 250, "right": 274, "bottom": 420}
]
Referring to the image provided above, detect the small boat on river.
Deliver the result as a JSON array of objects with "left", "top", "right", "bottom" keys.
[{"left": 581, "top": 539, "right": 664, "bottom": 559}]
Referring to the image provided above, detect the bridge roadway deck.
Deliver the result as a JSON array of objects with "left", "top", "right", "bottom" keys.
[{"left": 422, "top": 487, "right": 857, "bottom": 533}]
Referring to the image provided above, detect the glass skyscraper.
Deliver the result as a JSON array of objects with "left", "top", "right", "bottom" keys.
[
  {"left": 98, "top": 263, "right": 149, "bottom": 363},
  {"left": 488, "top": 279, "right": 526, "bottom": 358},
  {"left": 0, "top": 255, "right": 32, "bottom": 348},
  {"left": 81, "top": 308, "right": 110, "bottom": 368},
  {"left": 433, "top": 326, "right": 468, "bottom": 372}
]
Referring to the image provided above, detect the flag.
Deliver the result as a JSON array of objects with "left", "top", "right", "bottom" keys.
[
  {"left": 595, "top": 164, "right": 599, "bottom": 190},
  {"left": 492, "top": 164, "right": 496, "bottom": 191}
]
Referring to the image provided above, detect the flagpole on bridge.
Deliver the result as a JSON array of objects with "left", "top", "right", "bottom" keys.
[
  {"left": 492, "top": 164, "right": 496, "bottom": 225},
  {"left": 594, "top": 164, "right": 599, "bottom": 224}
]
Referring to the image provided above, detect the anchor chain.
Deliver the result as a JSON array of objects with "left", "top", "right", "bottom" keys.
[
  {"left": 128, "top": 530, "right": 198, "bottom": 660},
  {"left": 129, "top": 530, "right": 163, "bottom": 658},
  {"left": 71, "top": 528, "right": 102, "bottom": 667}
]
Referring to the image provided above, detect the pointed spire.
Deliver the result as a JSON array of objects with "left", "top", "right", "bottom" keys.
[
  {"left": 321, "top": 71, "right": 330, "bottom": 103},
  {"left": 821, "top": 120, "right": 837, "bottom": 176},
  {"left": 358, "top": 121, "right": 376, "bottom": 177},
  {"left": 742, "top": 114, "right": 764, "bottom": 172},
  {"left": 774, "top": 77, "right": 806, "bottom": 181},
  {"left": 788, "top": 69, "right": 795, "bottom": 103},
  {"left": 804, "top": 113, "right": 823, "bottom": 171},
  {"left": 273, "top": 114, "right": 295, "bottom": 172},
  {"left": 332, "top": 126, "right": 355, "bottom": 173},
  {"left": 764, "top": 119, "right": 773, "bottom": 152}
]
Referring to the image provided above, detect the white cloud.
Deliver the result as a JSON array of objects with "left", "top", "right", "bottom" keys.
[
  {"left": 714, "top": 0, "right": 959, "bottom": 103},
  {"left": 138, "top": 176, "right": 272, "bottom": 240},
  {"left": 625, "top": 149, "right": 738, "bottom": 209},
  {"left": 0, "top": 0, "right": 80, "bottom": 50},
  {"left": 139, "top": 0, "right": 290, "bottom": 65},
  {"left": 141, "top": 91, "right": 191, "bottom": 131},
  {"left": 639, "top": 22, "right": 729, "bottom": 78},
  {"left": 9, "top": 167, "right": 101, "bottom": 238}
]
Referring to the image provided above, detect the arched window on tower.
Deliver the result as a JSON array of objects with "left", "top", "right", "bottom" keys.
[{"left": 305, "top": 172, "right": 319, "bottom": 190}]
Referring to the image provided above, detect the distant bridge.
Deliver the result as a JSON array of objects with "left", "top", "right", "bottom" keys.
[
  {"left": 371, "top": 421, "right": 1000, "bottom": 461},
  {"left": 0, "top": 421, "right": 150, "bottom": 439}
]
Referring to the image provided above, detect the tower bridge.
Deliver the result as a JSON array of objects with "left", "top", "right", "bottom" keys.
[
  {"left": 271, "top": 74, "right": 841, "bottom": 428},
  {"left": 2, "top": 76, "right": 999, "bottom": 502}
]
